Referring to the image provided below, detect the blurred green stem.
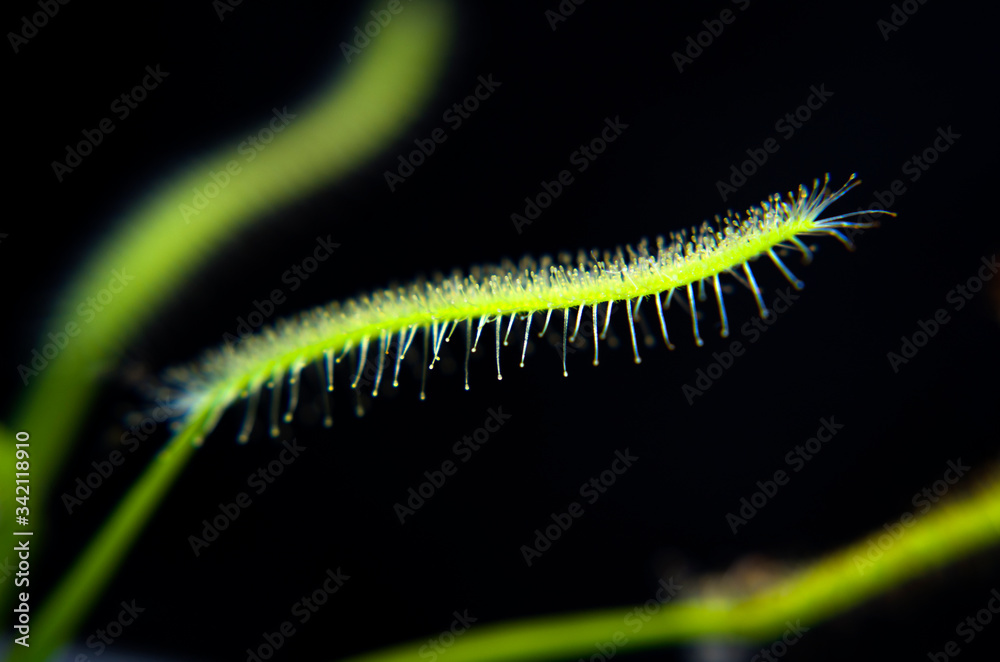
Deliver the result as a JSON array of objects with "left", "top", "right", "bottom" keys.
[
  {"left": 342, "top": 476, "right": 1000, "bottom": 662},
  {"left": 2, "top": 1, "right": 453, "bottom": 657}
]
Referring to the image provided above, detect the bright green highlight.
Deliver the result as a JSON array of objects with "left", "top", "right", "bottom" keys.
[
  {"left": 173, "top": 175, "right": 880, "bottom": 444},
  {"left": 11, "top": 419, "right": 202, "bottom": 662},
  {"left": 341, "top": 477, "right": 1000, "bottom": 662},
  {"left": 3, "top": 0, "right": 454, "bottom": 512},
  {"left": 3, "top": 1, "right": 454, "bottom": 656},
  {"left": 7, "top": 1, "right": 981, "bottom": 657}
]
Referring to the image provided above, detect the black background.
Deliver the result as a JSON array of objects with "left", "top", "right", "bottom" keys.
[{"left": 4, "top": 0, "right": 1000, "bottom": 660}]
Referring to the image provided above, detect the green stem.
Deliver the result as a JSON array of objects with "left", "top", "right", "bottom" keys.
[
  {"left": 340, "top": 477, "right": 1000, "bottom": 662},
  {"left": 1, "top": 0, "right": 454, "bottom": 570},
  {"left": 10, "top": 420, "right": 202, "bottom": 662},
  {"left": 1, "top": 0, "right": 454, "bottom": 646}
]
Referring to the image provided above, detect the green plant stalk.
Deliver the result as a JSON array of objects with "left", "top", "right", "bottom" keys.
[
  {"left": 8, "top": 2, "right": 988, "bottom": 656},
  {"left": 339, "top": 477, "right": 1000, "bottom": 662},
  {"left": 28, "top": 413, "right": 998, "bottom": 662},
  {"left": 1, "top": 0, "right": 453, "bottom": 627},
  {"left": 21, "top": 174, "right": 887, "bottom": 660},
  {"left": 10, "top": 414, "right": 203, "bottom": 662},
  {"left": 5, "top": 0, "right": 453, "bottom": 500},
  {"left": 171, "top": 175, "right": 881, "bottom": 445}
]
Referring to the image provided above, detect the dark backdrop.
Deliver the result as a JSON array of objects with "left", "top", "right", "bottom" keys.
[{"left": 5, "top": 1, "right": 1000, "bottom": 661}]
